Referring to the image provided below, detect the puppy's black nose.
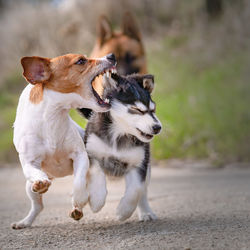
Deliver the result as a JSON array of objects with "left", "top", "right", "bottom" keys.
[
  {"left": 106, "top": 53, "right": 116, "bottom": 64},
  {"left": 152, "top": 124, "right": 161, "bottom": 134}
]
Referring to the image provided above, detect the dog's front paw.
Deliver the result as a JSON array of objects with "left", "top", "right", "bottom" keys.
[
  {"left": 73, "top": 190, "right": 88, "bottom": 209},
  {"left": 138, "top": 211, "right": 157, "bottom": 221},
  {"left": 116, "top": 198, "right": 137, "bottom": 221},
  {"left": 89, "top": 188, "right": 107, "bottom": 213},
  {"left": 11, "top": 221, "right": 31, "bottom": 230},
  {"left": 70, "top": 208, "right": 83, "bottom": 221},
  {"left": 32, "top": 180, "right": 51, "bottom": 194}
]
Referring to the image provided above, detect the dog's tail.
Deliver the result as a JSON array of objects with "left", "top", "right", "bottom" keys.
[{"left": 78, "top": 108, "right": 93, "bottom": 120}]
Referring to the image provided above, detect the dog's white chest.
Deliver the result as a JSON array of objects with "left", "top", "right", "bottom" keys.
[{"left": 86, "top": 133, "right": 145, "bottom": 169}]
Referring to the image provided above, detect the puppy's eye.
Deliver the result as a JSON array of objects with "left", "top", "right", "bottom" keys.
[
  {"left": 131, "top": 107, "right": 145, "bottom": 114},
  {"left": 75, "top": 58, "right": 87, "bottom": 65}
]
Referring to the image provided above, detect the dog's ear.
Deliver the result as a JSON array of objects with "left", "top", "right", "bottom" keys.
[
  {"left": 21, "top": 56, "right": 51, "bottom": 85},
  {"left": 142, "top": 74, "right": 154, "bottom": 93},
  {"left": 98, "top": 15, "right": 113, "bottom": 46},
  {"left": 122, "top": 12, "right": 141, "bottom": 42},
  {"left": 129, "top": 74, "right": 154, "bottom": 93}
]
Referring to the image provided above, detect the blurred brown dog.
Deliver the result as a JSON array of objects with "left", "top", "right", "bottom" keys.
[
  {"left": 79, "top": 12, "right": 147, "bottom": 118},
  {"left": 94, "top": 12, "right": 147, "bottom": 89}
]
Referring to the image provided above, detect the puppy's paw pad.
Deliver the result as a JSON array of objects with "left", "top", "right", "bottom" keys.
[
  {"left": 11, "top": 222, "right": 30, "bottom": 230},
  {"left": 32, "top": 180, "right": 51, "bottom": 194},
  {"left": 138, "top": 212, "right": 158, "bottom": 222},
  {"left": 70, "top": 209, "right": 83, "bottom": 221}
]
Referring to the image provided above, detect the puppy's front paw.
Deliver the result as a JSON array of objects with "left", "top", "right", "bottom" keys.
[
  {"left": 70, "top": 208, "right": 83, "bottom": 221},
  {"left": 32, "top": 180, "right": 51, "bottom": 194},
  {"left": 73, "top": 190, "right": 88, "bottom": 209},
  {"left": 11, "top": 221, "right": 31, "bottom": 230},
  {"left": 116, "top": 198, "right": 137, "bottom": 221},
  {"left": 138, "top": 211, "right": 157, "bottom": 221},
  {"left": 89, "top": 189, "right": 107, "bottom": 213}
]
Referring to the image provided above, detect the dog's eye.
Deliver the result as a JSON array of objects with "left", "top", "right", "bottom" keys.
[
  {"left": 75, "top": 58, "right": 87, "bottom": 65},
  {"left": 125, "top": 52, "right": 136, "bottom": 63},
  {"left": 131, "top": 107, "right": 145, "bottom": 115}
]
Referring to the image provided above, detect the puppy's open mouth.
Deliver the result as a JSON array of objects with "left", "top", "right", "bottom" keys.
[
  {"left": 91, "top": 67, "right": 117, "bottom": 107},
  {"left": 136, "top": 128, "right": 153, "bottom": 140}
]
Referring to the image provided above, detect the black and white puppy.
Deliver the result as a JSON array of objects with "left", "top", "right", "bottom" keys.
[{"left": 83, "top": 73, "right": 162, "bottom": 221}]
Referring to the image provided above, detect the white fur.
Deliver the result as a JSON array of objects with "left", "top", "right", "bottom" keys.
[
  {"left": 116, "top": 168, "right": 144, "bottom": 220},
  {"left": 134, "top": 101, "right": 147, "bottom": 112},
  {"left": 111, "top": 100, "right": 162, "bottom": 143},
  {"left": 86, "top": 133, "right": 145, "bottom": 167},
  {"left": 12, "top": 84, "right": 89, "bottom": 228},
  {"left": 149, "top": 101, "right": 155, "bottom": 111},
  {"left": 88, "top": 159, "right": 107, "bottom": 213}
]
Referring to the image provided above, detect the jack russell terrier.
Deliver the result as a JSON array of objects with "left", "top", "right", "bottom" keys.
[{"left": 12, "top": 53, "right": 116, "bottom": 229}]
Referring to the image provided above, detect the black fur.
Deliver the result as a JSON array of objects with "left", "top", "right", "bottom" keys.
[{"left": 78, "top": 108, "right": 92, "bottom": 119}]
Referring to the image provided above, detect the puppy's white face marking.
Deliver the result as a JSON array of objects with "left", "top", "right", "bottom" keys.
[
  {"left": 110, "top": 100, "right": 162, "bottom": 143},
  {"left": 149, "top": 101, "right": 155, "bottom": 111},
  {"left": 134, "top": 101, "right": 147, "bottom": 112}
]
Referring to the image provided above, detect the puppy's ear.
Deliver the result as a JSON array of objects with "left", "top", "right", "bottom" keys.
[
  {"left": 21, "top": 56, "right": 51, "bottom": 85},
  {"left": 98, "top": 15, "right": 113, "bottom": 46},
  {"left": 122, "top": 12, "right": 141, "bottom": 42},
  {"left": 129, "top": 74, "right": 154, "bottom": 93},
  {"left": 142, "top": 74, "right": 154, "bottom": 93}
]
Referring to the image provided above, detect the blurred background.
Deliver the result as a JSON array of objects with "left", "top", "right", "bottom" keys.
[{"left": 0, "top": 0, "right": 249, "bottom": 166}]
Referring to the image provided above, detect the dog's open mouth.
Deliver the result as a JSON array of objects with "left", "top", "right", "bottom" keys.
[
  {"left": 91, "top": 67, "right": 117, "bottom": 108},
  {"left": 136, "top": 128, "right": 153, "bottom": 140}
]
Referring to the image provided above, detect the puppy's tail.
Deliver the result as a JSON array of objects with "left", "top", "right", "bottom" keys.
[{"left": 78, "top": 108, "right": 93, "bottom": 120}]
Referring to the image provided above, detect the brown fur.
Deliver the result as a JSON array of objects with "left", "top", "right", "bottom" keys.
[
  {"left": 29, "top": 83, "right": 44, "bottom": 104},
  {"left": 32, "top": 180, "right": 51, "bottom": 194},
  {"left": 21, "top": 54, "right": 105, "bottom": 104},
  {"left": 91, "top": 12, "right": 147, "bottom": 95}
]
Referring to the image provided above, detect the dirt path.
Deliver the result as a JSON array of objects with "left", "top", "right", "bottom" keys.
[{"left": 0, "top": 165, "right": 250, "bottom": 249}]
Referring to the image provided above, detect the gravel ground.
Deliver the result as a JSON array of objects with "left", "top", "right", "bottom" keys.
[{"left": 0, "top": 165, "right": 250, "bottom": 250}]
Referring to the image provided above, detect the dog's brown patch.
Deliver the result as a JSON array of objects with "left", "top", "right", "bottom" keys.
[
  {"left": 91, "top": 12, "right": 147, "bottom": 95},
  {"left": 70, "top": 208, "right": 83, "bottom": 221},
  {"left": 21, "top": 54, "right": 108, "bottom": 106},
  {"left": 32, "top": 180, "right": 51, "bottom": 194},
  {"left": 29, "top": 83, "right": 44, "bottom": 104}
]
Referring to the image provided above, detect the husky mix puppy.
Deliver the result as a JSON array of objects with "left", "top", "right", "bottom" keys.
[{"left": 84, "top": 73, "right": 162, "bottom": 221}]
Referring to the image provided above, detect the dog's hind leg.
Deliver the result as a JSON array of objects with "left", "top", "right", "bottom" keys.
[
  {"left": 88, "top": 159, "right": 107, "bottom": 213},
  {"left": 11, "top": 180, "right": 44, "bottom": 229}
]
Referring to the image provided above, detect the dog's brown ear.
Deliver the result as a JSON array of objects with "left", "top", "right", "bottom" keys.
[
  {"left": 21, "top": 56, "right": 51, "bottom": 85},
  {"left": 122, "top": 12, "right": 142, "bottom": 42},
  {"left": 142, "top": 74, "right": 154, "bottom": 93},
  {"left": 98, "top": 15, "right": 113, "bottom": 46}
]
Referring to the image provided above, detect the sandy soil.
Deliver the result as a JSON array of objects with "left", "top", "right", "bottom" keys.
[{"left": 0, "top": 165, "right": 250, "bottom": 250}]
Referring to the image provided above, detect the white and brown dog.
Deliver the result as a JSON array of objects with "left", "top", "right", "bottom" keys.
[{"left": 12, "top": 53, "right": 116, "bottom": 229}]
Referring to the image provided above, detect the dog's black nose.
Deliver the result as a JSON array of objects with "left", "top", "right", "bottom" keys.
[
  {"left": 106, "top": 53, "right": 116, "bottom": 64},
  {"left": 152, "top": 124, "right": 161, "bottom": 134}
]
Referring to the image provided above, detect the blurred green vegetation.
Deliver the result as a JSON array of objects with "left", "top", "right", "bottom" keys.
[
  {"left": 150, "top": 39, "right": 250, "bottom": 163},
  {"left": 0, "top": 36, "right": 249, "bottom": 164}
]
